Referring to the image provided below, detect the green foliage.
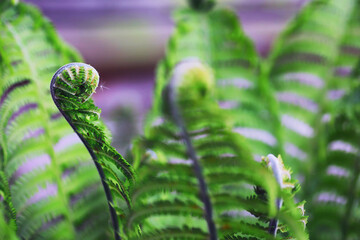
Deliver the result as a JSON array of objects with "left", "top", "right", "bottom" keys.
[
  {"left": 306, "top": 62, "right": 360, "bottom": 239},
  {"left": 147, "top": 4, "right": 281, "bottom": 166},
  {"left": 50, "top": 63, "right": 136, "bottom": 239},
  {"left": 266, "top": 0, "right": 356, "bottom": 173},
  {"left": 267, "top": 1, "right": 360, "bottom": 238},
  {"left": 253, "top": 155, "right": 307, "bottom": 239},
  {"left": 0, "top": 205, "right": 18, "bottom": 240},
  {"left": 1, "top": 0, "right": 360, "bottom": 239},
  {"left": 129, "top": 61, "right": 308, "bottom": 239},
  {"left": 0, "top": 2, "right": 110, "bottom": 239},
  {"left": 0, "top": 171, "right": 16, "bottom": 229},
  {"left": 327, "top": 1, "right": 360, "bottom": 96}
]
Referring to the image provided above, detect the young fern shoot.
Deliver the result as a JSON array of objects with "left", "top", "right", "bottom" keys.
[
  {"left": 50, "top": 63, "right": 135, "bottom": 240},
  {"left": 266, "top": 154, "right": 284, "bottom": 236},
  {"left": 254, "top": 154, "right": 307, "bottom": 239},
  {"left": 166, "top": 60, "right": 218, "bottom": 240},
  {"left": 128, "top": 59, "right": 308, "bottom": 239}
]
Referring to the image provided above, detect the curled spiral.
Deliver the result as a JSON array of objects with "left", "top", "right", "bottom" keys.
[
  {"left": 51, "top": 63, "right": 99, "bottom": 103},
  {"left": 50, "top": 63, "right": 135, "bottom": 240}
]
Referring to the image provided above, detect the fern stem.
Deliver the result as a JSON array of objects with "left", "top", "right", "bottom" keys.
[
  {"left": 267, "top": 154, "right": 283, "bottom": 236},
  {"left": 187, "top": 0, "right": 215, "bottom": 11},
  {"left": 268, "top": 199, "right": 281, "bottom": 236},
  {"left": 167, "top": 84, "right": 218, "bottom": 240},
  {"left": 50, "top": 64, "right": 121, "bottom": 240},
  {"left": 341, "top": 156, "right": 360, "bottom": 240}
]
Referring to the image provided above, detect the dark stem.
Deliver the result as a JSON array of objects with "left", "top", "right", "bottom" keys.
[
  {"left": 266, "top": 155, "right": 283, "bottom": 236},
  {"left": 187, "top": 0, "right": 215, "bottom": 11},
  {"left": 167, "top": 85, "right": 217, "bottom": 240},
  {"left": 50, "top": 69, "right": 121, "bottom": 240},
  {"left": 268, "top": 219, "right": 278, "bottom": 235},
  {"left": 268, "top": 198, "right": 282, "bottom": 236},
  {"left": 341, "top": 155, "right": 360, "bottom": 240}
]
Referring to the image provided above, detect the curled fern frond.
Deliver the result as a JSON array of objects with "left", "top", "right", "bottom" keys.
[
  {"left": 254, "top": 154, "right": 308, "bottom": 239},
  {"left": 146, "top": 4, "right": 281, "bottom": 165},
  {"left": 166, "top": 61, "right": 218, "bottom": 240},
  {"left": 129, "top": 60, "right": 308, "bottom": 240},
  {"left": 50, "top": 63, "right": 136, "bottom": 239}
]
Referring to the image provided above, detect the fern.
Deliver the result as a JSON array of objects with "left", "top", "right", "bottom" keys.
[
  {"left": 2, "top": 0, "right": 358, "bottom": 239},
  {"left": 307, "top": 60, "right": 360, "bottom": 239},
  {"left": 0, "top": 204, "right": 18, "bottom": 240},
  {"left": 50, "top": 63, "right": 136, "bottom": 239},
  {"left": 252, "top": 154, "right": 307, "bottom": 239},
  {"left": 326, "top": 0, "right": 360, "bottom": 98},
  {"left": 129, "top": 60, "right": 308, "bottom": 239},
  {"left": 266, "top": 0, "right": 356, "bottom": 174},
  {"left": 0, "top": 170, "right": 16, "bottom": 227},
  {"left": 0, "top": 2, "right": 110, "bottom": 239},
  {"left": 147, "top": 3, "right": 281, "bottom": 162}
]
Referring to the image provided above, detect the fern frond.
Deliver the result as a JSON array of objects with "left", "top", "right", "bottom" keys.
[
  {"left": 307, "top": 70, "right": 360, "bottom": 239},
  {"left": 50, "top": 63, "right": 136, "bottom": 239},
  {"left": 146, "top": 5, "right": 281, "bottom": 162},
  {"left": 327, "top": 1, "right": 360, "bottom": 98},
  {"left": 0, "top": 204, "right": 18, "bottom": 240},
  {"left": 130, "top": 60, "right": 308, "bottom": 239},
  {"left": 0, "top": 171, "right": 16, "bottom": 230},
  {"left": 255, "top": 155, "right": 308, "bottom": 239},
  {"left": 266, "top": 0, "right": 356, "bottom": 173},
  {"left": 0, "top": 3, "right": 110, "bottom": 239}
]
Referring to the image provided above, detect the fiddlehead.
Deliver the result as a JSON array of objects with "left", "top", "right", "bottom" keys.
[
  {"left": 166, "top": 60, "right": 218, "bottom": 240},
  {"left": 50, "top": 63, "right": 135, "bottom": 240},
  {"left": 146, "top": 3, "right": 280, "bottom": 165},
  {"left": 266, "top": 154, "right": 284, "bottom": 236},
  {"left": 251, "top": 154, "right": 307, "bottom": 239},
  {"left": 128, "top": 60, "right": 308, "bottom": 240}
]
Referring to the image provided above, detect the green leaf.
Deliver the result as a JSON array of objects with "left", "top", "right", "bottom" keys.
[
  {"left": 146, "top": 6, "right": 281, "bottom": 162},
  {"left": 266, "top": 0, "right": 356, "bottom": 174},
  {"left": 0, "top": 3, "right": 110, "bottom": 239},
  {"left": 50, "top": 63, "right": 136, "bottom": 239},
  {"left": 129, "top": 60, "right": 308, "bottom": 239}
]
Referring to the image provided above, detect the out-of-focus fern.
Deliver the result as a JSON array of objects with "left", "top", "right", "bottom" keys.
[
  {"left": 0, "top": 2, "right": 110, "bottom": 239},
  {"left": 50, "top": 63, "right": 136, "bottom": 239},
  {"left": 147, "top": 3, "right": 281, "bottom": 162},
  {"left": 0, "top": 205, "right": 18, "bottom": 240},
  {"left": 307, "top": 61, "right": 360, "bottom": 240},
  {"left": 266, "top": 0, "right": 356, "bottom": 174},
  {"left": 327, "top": 0, "right": 360, "bottom": 99},
  {"left": 130, "top": 61, "right": 308, "bottom": 239},
  {"left": 0, "top": 171, "right": 16, "bottom": 230},
  {"left": 303, "top": 0, "right": 360, "bottom": 210}
]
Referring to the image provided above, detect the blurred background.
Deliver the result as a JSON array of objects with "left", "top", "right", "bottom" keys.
[{"left": 25, "top": 0, "right": 311, "bottom": 154}]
